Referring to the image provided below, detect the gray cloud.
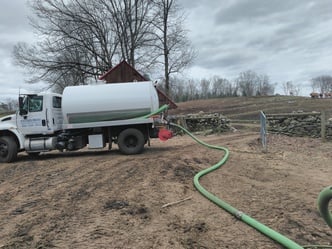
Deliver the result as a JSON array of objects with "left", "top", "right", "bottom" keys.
[
  {"left": 215, "top": 0, "right": 305, "bottom": 25},
  {"left": 183, "top": 0, "right": 332, "bottom": 93},
  {"left": 0, "top": 0, "right": 31, "bottom": 33},
  {"left": 0, "top": 0, "right": 38, "bottom": 101}
]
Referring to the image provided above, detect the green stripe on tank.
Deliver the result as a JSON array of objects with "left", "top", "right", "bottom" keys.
[{"left": 67, "top": 108, "right": 151, "bottom": 123}]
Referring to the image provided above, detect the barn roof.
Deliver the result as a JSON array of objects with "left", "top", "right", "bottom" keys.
[
  {"left": 98, "top": 60, "right": 145, "bottom": 81},
  {"left": 98, "top": 60, "right": 177, "bottom": 109}
]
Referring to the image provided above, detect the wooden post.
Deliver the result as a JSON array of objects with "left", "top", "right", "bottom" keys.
[
  {"left": 321, "top": 111, "right": 326, "bottom": 142},
  {"left": 179, "top": 117, "right": 188, "bottom": 130}
]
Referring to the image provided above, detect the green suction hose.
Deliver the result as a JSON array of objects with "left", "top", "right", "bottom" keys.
[
  {"left": 139, "top": 104, "right": 169, "bottom": 119},
  {"left": 170, "top": 122, "right": 304, "bottom": 249},
  {"left": 317, "top": 186, "right": 332, "bottom": 228},
  {"left": 137, "top": 106, "right": 329, "bottom": 248}
]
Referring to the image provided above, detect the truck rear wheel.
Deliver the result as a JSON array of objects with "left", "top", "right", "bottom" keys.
[
  {"left": 0, "top": 136, "right": 18, "bottom": 163},
  {"left": 118, "top": 128, "right": 145, "bottom": 155}
]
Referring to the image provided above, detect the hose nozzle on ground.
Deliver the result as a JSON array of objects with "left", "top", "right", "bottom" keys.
[{"left": 318, "top": 186, "right": 332, "bottom": 229}]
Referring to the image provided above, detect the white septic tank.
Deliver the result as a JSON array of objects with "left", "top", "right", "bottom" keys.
[{"left": 62, "top": 81, "right": 159, "bottom": 124}]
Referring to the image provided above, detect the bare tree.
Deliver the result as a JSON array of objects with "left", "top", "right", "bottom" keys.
[
  {"left": 151, "top": 0, "right": 195, "bottom": 96},
  {"left": 0, "top": 99, "right": 18, "bottom": 112},
  {"left": 199, "top": 78, "right": 210, "bottom": 99},
  {"left": 211, "top": 76, "right": 237, "bottom": 97},
  {"left": 13, "top": 0, "right": 194, "bottom": 93},
  {"left": 13, "top": 0, "right": 119, "bottom": 91},
  {"left": 167, "top": 76, "right": 242, "bottom": 101},
  {"left": 186, "top": 79, "right": 199, "bottom": 101},
  {"left": 311, "top": 75, "right": 332, "bottom": 94},
  {"left": 13, "top": 0, "right": 161, "bottom": 92},
  {"left": 237, "top": 70, "right": 274, "bottom": 96},
  {"left": 282, "top": 81, "right": 300, "bottom": 96},
  {"left": 256, "top": 74, "right": 274, "bottom": 96},
  {"left": 211, "top": 76, "right": 224, "bottom": 97},
  {"left": 167, "top": 76, "right": 185, "bottom": 102},
  {"left": 236, "top": 70, "right": 258, "bottom": 96},
  {"left": 100, "top": 0, "right": 156, "bottom": 70},
  {"left": 5, "top": 98, "right": 18, "bottom": 111}
]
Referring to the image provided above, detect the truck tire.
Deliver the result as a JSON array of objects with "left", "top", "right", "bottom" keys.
[
  {"left": 0, "top": 136, "right": 18, "bottom": 163},
  {"left": 118, "top": 128, "right": 145, "bottom": 155}
]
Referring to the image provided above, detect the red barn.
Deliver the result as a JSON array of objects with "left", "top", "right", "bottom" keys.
[{"left": 99, "top": 61, "right": 177, "bottom": 109}]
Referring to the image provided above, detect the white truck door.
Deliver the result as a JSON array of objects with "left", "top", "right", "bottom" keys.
[
  {"left": 17, "top": 95, "right": 51, "bottom": 135},
  {"left": 48, "top": 95, "right": 63, "bottom": 132}
]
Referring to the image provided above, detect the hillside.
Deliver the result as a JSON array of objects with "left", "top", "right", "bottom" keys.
[{"left": 169, "top": 96, "right": 332, "bottom": 131}]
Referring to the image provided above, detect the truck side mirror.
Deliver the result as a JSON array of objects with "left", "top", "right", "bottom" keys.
[{"left": 18, "top": 97, "right": 27, "bottom": 116}]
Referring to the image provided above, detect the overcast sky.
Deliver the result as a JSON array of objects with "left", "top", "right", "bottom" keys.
[
  {"left": 182, "top": 0, "right": 332, "bottom": 95},
  {"left": 1, "top": 0, "right": 332, "bottom": 101}
]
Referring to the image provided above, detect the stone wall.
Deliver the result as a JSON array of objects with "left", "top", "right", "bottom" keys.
[
  {"left": 266, "top": 112, "right": 332, "bottom": 140},
  {"left": 169, "top": 112, "right": 231, "bottom": 135},
  {"left": 168, "top": 111, "right": 332, "bottom": 140}
]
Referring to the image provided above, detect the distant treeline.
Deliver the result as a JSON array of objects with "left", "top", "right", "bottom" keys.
[
  {"left": 161, "top": 72, "right": 332, "bottom": 102},
  {"left": 0, "top": 99, "right": 18, "bottom": 112},
  {"left": 160, "top": 71, "right": 275, "bottom": 102}
]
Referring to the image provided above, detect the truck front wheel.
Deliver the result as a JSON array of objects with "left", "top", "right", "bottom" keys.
[
  {"left": 0, "top": 136, "right": 18, "bottom": 163},
  {"left": 118, "top": 128, "right": 145, "bottom": 155}
]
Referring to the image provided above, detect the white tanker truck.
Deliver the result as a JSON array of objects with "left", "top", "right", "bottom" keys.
[{"left": 0, "top": 81, "right": 172, "bottom": 163}]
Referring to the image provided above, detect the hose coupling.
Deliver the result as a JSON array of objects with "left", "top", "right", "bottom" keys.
[{"left": 235, "top": 211, "right": 244, "bottom": 219}]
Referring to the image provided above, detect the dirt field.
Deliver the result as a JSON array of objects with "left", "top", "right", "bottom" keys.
[{"left": 0, "top": 130, "right": 331, "bottom": 249}]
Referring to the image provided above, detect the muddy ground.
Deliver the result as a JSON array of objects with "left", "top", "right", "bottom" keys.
[{"left": 0, "top": 131, "right": 331, "bottom": 248}]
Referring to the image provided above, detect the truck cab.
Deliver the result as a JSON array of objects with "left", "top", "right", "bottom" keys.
[
  {"left": 18, "top": 93, "right": 63, "bottom": 135},
  {"left": 0, "top": 93, "right": 63, "bottom": 163}
]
